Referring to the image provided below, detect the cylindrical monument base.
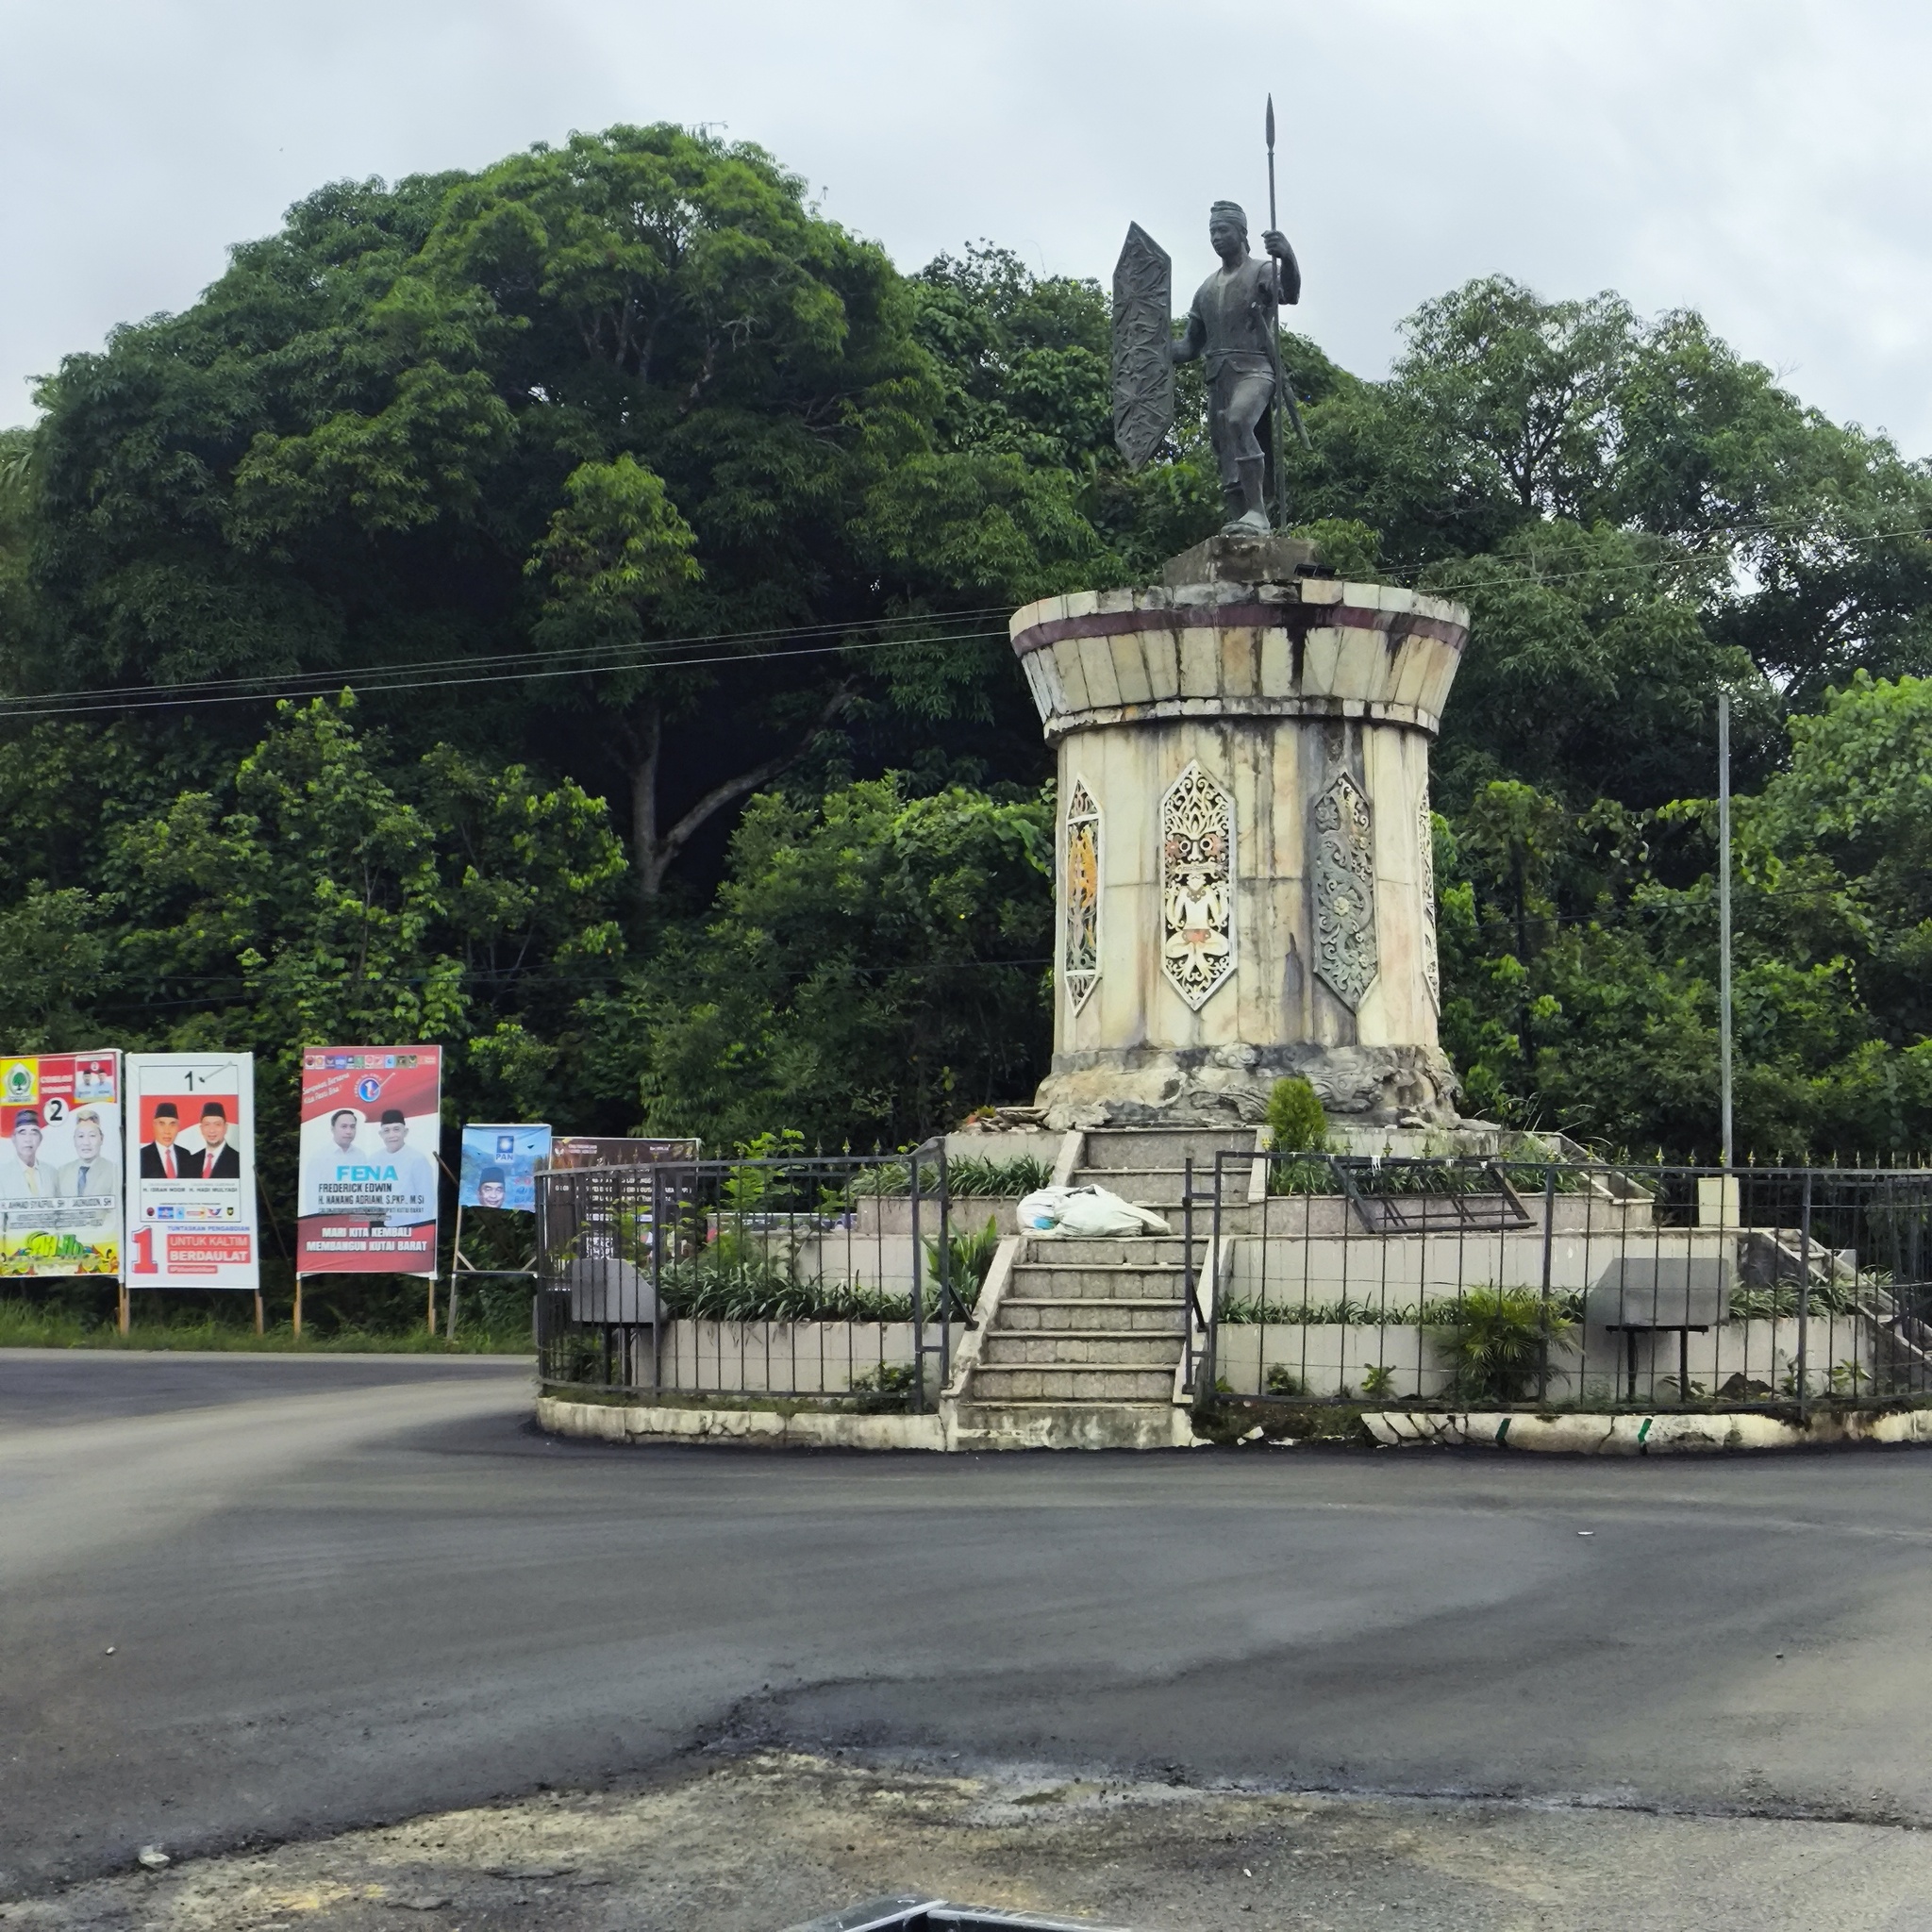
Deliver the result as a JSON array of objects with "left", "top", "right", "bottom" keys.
[{"left": 1011, "top": 534, "right": 1471, "bottom": 1130}]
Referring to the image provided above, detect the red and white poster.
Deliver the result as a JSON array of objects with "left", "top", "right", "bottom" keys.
[
  {"left": 125, "top": 1054, "right": 259, "bottom": 1290},
  {"left": 296, "top": 1047, "right": 443, "bottom": 1275}
]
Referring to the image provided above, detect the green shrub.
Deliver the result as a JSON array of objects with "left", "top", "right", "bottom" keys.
[
  {"left": 848, "top": 1361, "right": 921, "bottom": 1411},
  {"left": 1266, "top": 1076, "right": 1329, "bottom": 1153},
  {"left": 1359, "top": 1363, "right": 1397, "bottom": 1399},
  {"left": 924, "top": 1214, "right": 1002, "bottom": 1316},
  {"left": 846, "top": 1153, "right": 1051, "bottom": 1198},
  {"left": 1431, "top": 1286, "right": 1572, "bottom": 1404},
  {"left": 1264, "top": 1363, "right": 1305, "bottom": 1396}
]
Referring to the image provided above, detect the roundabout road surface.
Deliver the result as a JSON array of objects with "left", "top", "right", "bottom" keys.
[{"left": 6, "top": 1350, "right": 1932, "bottom": 1894}]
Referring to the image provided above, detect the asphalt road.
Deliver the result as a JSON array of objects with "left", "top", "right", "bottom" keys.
[{"left": 7, "top": 1351, "right": 1932, "bottom": 1899}]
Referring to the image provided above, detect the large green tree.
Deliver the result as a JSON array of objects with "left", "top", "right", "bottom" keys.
[{"left": 16, "top": 128, "right": 1097, "bottom": 900}]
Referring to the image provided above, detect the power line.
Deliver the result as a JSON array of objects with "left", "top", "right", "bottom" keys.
[
  {"left": 0, "top": 605, "right": 1019, "bottom": 711},
  {"left": 0, "top": 625, "right": 1011, "bottom": 723}
]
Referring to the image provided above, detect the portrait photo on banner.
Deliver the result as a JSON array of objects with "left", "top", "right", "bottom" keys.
[
  {"left": 0, "top": 1051, "right": 123, "bottom": 1276},
  {"left": 458, "top": 1124, "right": 551, "bottom": 1213},
  {"left": 124, "top": 1054, "right": 259, "bottom": 1290},
  {"left": 295, "top": 1047, "right": 444, "bottom": 1276}
]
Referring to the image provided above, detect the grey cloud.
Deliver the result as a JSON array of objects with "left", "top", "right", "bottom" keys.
[{"left": 3, "top": 0, "right": 1926, "bottom": 452}]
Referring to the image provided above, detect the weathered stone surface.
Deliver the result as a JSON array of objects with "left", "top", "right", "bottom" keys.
[
  {"left": 1015, "top": 568, "right": 1469, "bottom": 1133},
  {"left": 1034, "top": 1041, "right": 1458, "bottom": 1129},
  {"left": 1162, "top": 531, "right": 1318, "bottom": 587}
]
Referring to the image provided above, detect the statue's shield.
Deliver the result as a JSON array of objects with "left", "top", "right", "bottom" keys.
[{"left": 1111, "top": 223, "right": 1174, "bottom": 471}]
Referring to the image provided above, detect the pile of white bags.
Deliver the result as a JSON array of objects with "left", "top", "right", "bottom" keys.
[{"left": 1015, "top": 1184, "right": 1172, "bottom": 1238}]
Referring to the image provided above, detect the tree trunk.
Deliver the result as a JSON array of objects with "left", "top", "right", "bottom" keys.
[{"left": 623, "top": 685, "right": 855, "bottom": 898}]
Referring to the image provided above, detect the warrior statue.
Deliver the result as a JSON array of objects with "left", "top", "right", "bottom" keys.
[
  {"left": 1173, "top": 203, "right": 1300, "bottom": 535},
  {"left": 1110, "top": 200, "right": 1302, "bottom": 536}
]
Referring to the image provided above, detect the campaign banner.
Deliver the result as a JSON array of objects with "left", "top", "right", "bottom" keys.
[
  {"left": 543, "top": 1136, "right": 699, "bottom": 1169},
  {"left": 297, "top": 1046, "right": 443, "bottom": 1275},
  {"left": 0, "top": 1051, "right": 123, "bottom": 1277},
  {"left": 458, "top": 1124, "right": 551, "bottom": 1212},
  {"left": 125, "top": 1054, "right": 259, "bottom": 1290}
]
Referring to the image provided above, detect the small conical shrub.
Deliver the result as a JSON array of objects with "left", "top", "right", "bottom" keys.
[{"left": 1266, "top": 1076, "right": 1329, "bottom": 1153}]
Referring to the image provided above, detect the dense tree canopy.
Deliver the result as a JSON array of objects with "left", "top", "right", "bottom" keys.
[
  {"left": 4, "top": 117, "right": 1932, "bottom": 1291},
  {"left": 15, "top": 128, "right": 1098, "bottom": 899}
]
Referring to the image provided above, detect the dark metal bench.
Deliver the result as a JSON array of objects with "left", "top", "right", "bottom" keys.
[{"left": 1586, "top": 1257, "right": 1734, "bottom": 1400}]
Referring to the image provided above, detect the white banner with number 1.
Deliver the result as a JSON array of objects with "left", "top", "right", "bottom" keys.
[{"left": 124, "top": 1053, "right": 260, "bottom": 1291}]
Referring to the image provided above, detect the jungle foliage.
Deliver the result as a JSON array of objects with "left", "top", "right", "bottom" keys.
[{"left": 3, "top": 118, "right": 1932, "bottom": 1269}]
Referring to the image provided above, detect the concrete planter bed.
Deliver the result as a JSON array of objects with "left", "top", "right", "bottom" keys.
[
  {"left": 537, "top": 1386, "right": 1932, "bottom": 1455},
  {"left": 658, "top": 1318, "right": 968, "bottom": 1395},
  {"left": 1212, "top": 1314, "right": 1878, "bottom": 1404},
  {"left": 537, "top": 1391, "right": 944, "bottom": 1450}
]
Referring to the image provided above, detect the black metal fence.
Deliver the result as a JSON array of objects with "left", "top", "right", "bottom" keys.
[
  {"left": 1190, "top": 1153, "right": 1932, "bottom": 1412},
  {"left": 534, "top": 1141, "right": 966, "bottom": 1409}
]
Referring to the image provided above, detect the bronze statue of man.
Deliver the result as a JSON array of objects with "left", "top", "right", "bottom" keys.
[{"left": 1171, "top": 201, "right": 1301, "bottom": 535}]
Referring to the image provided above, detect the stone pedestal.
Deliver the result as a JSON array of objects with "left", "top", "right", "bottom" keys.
[{"left": 1014, "top": 536, "right": 1470, "bottom": 1129}]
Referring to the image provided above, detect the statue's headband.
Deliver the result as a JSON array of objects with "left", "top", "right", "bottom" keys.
[{"left": 1209, "top": 201, "right": 1249, "bottom": 232}]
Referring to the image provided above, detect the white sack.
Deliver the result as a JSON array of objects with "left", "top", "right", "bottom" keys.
[{"left": 1015, "top": 1184, "right": 1171, "bottom": 1238}]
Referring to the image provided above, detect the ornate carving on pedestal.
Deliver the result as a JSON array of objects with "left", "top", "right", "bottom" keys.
[
  {"left": 1160, "top": 761, "right": 1236, "bottom": 1010},
  {"left": 1063, "top": 778, "right": 1101, "bottom": 1015},
  {"left": 1312, "top": 773, "right": 1378, "bottom": 1010},
  {"left": 1418, "top": 785, "right": 1441, "bottom": 1013}
]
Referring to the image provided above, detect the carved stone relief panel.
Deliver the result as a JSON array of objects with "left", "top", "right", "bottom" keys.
[
  {"left": 1063, "top": 777, "right": 1101, "bottom": 1015},
  {"left": 1312, "top": 772, "right": 1379, "bottom": 1010},
  {"left": 1160, "top": 760, "right": 1236, "bottom": 1010},
  {"left": 1418, "top": 783, "right": 1441, "bottom": 1012}
]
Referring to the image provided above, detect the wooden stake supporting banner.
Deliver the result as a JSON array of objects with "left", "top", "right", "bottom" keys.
[
  {"left": 118, "top": 1282, "right": 130, "bottom": 1335},
  {"left": 425, "top": 1272, "right": 437, "bottom": 1337},
  {"left": 254, "top": 1291, "right": 264, "bottom": 1337},
  {"left": 446, "top": 1203, "right": 464, "bottom": 1339},
  {"left": 292, "top": 1274, "right": 303, "bottom": 1340}
]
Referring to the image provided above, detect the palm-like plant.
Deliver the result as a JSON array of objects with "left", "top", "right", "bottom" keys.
[{"left": 1434, "top": 1287, "right": 1572, "bottom": 1404}]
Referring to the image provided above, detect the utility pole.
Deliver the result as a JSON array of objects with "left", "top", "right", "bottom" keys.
[{"left": 1719, "top": 691, "right": 1733, "bottom": 1168}]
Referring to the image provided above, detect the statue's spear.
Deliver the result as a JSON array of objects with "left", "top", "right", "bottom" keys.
[
  {"left": 1266, "top": 92, "right": 1278, "bottom": 242},
  {"left": 1265, "top": 92, "right": 1311, "bottom": 521}
]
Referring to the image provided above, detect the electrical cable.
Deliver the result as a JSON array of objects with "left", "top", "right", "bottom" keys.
[
  {"left": 0, "top": 625, "right": 1012, "bottom": 722},
  {"left": 0, "top": 605, "right": 1017, "bottom": 708}
]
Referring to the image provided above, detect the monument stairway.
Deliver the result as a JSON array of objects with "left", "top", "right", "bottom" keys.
[{"left": 944, "top": 1127, "right": 1257, "bottom": 1450}]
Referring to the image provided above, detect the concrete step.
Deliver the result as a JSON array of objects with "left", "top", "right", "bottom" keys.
[
  {"left": 1077, "top": 1129, "right": 1257, "bottom": 1173},
  {"left": 982, "top": 1332, "right": 1187, "bottom": 1366},
  {"left": 998, "top": 1298, "right": 1188, "bottom": 1332},
  {"left": 1069, "top": 1169, "right": 1245, "bottom": 1210},
  {"left": 1024, "top": 1237, "right": 1205, "bottom": 1266},
  {"left": 968, "top": 1363, "right": 1177, "bottom": 1403},
  {"left": 1008, "top": 1264, "right": 1191, "bottom": 1300}
]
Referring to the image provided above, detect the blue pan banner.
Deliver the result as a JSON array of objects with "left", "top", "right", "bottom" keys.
[{"left": 458, "top": 1124, "right": 551, "bottom": 1212}]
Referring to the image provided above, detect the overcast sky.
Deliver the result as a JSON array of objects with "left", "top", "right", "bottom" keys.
[{"left": 5, "top": 0, "right": 1928, "bottom": 452}]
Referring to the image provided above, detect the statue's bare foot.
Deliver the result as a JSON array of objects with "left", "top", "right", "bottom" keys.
[{"left": 1221, "top": 508, "right": 1273, "bottom": 537}]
